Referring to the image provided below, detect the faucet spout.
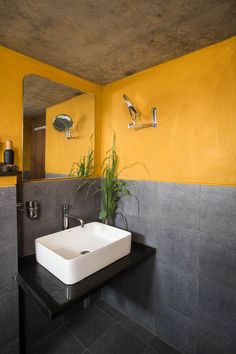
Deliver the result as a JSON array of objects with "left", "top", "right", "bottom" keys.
[{"left": 77, "top": 218, "right": 85, "bottom": 228}]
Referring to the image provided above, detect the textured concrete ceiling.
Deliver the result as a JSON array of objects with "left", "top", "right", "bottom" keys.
[
  {"left": 0, "top": 0, "right": 235, "bottom": 84},
  {"left": 24, "top": 75, "right": 83, "bottom": 117}
]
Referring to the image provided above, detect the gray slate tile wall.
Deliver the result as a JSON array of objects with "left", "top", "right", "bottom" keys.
[
  {"left": 0, "top": 186, "right": 19, "bottom": 353},
  {"left": 102, "top": 180, "right": 236, "bottom": 354},
  {"left": 18, "top": 178, "right": 236, "bottom": 353}
]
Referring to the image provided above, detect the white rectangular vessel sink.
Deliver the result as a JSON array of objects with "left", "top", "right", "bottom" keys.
[{"left": 35, "top": 222, "right": 131, "bottom": 285}]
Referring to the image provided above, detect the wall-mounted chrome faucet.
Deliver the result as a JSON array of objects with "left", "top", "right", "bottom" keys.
[{"left": 62, "top": 204, "right": 84, "bottom": 230}]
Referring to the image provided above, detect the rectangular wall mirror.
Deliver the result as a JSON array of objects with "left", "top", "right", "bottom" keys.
[{"left": 23, "top": 75, "right": 95, "bottom": 180}]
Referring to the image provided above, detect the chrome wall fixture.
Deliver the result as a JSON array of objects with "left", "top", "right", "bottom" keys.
[
  {"left": 52, "top": 114, "right": 78, "bottom": 139},
  {"left": 123, "top": 94, "right": 157, "bottom": 129},
  {"left": 17, "top": 200, "right": 40, "bottom": 219}
]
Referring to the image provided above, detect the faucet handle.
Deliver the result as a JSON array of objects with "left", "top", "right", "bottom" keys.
[{"left": 63, "top": 204, "right": 71, "bottom": 213}]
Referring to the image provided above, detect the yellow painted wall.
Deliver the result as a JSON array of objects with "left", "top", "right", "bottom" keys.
[
  {"left": 45, "top": 93, "right": 95, "bottom": 175},
  {"left": 0, "top": 36, "right": 235, "bottom": 187},
  {"left": 101, "top": 36, "right": 236, "bottom": 186},
  {"left": 0, "top": 45, "right": 101, "bottom": 172},
  {"left": 0, "top": 176, "right": 17, "bottom": 186}
]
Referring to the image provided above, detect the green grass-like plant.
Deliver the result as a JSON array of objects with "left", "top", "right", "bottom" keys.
[
  {"left": 70, "top": 134, "right": 94, "bottom": 178},
  {"left": 76, "top": 132, "right": 147, "bottom": 226},
  {"left": 97, "top": 134, "right": 132, "bottom": 224}
]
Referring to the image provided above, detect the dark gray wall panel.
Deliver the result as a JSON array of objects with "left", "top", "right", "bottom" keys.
[
  {"left": 0, "top": 186, "right": 19, "bottom": 353},
  {"left": 103, "top": 180, "right": 236, "bottom": 354}
]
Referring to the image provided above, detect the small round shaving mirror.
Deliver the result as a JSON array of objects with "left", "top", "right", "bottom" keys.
[{"left": 52, "top": 114, "right": 74, "bottom": 138}]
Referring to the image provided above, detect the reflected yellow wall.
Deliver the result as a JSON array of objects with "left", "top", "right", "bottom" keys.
[
  {"left": 45, "top": 93, "right": 95, "bottom": 175},
  {"left": 23, "top": 116, "right": 31, "bottom": 171},
  {"left": 0, "top": 45, "right": 101, "bottom": 172},
  {"left": 101, "top": 36, "right": 236, "bottom": 186}
]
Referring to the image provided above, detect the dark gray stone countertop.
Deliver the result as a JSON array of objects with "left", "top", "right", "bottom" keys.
[{"left": 18, "top": 241, "right": 156, "bottom": 319}]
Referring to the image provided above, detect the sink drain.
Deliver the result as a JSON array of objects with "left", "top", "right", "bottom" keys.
[{"left": 80, "top": 250, "right": 90, "bottom": 255}]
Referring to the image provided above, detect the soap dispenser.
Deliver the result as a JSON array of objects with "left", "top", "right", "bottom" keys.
[{"left": 4, "top": 140, "right": 14, "bottom": 165}]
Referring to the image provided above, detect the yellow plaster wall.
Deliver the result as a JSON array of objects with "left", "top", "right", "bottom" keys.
[
  {"left": 0, "top": 176, "right": 17, "bottom": 186},
  {"left": 101, "top": 36, "right": 236, "bottom": 186},
  {"left": 45, "top": 93, "right": 95, "bottom": 175},
  {"left": 0, "top": 45, "right": 101, "bottom": 172},
  {"left": 0, "top": 36, "right": 235, "bottom": 187}
]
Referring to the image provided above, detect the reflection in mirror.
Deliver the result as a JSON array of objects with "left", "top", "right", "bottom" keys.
[
  {"left": 23, "top": 75, "right": 95, "bottom": 180},
  {"left": 52, "top": 114, "right": 75, "bottom": 139},
  {"left": 53, "top": 114, "right": 74, "bottom": 132}
]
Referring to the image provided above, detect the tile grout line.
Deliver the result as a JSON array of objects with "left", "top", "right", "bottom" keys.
[
  {"left": 96, "top": 300, "right": 154, "bottom": 345},
  {"left": 86, "top": 321, "right": 118, "bottom": 351},
  {"left": 26, "top": 324, "right": 64, "bottom": 352},
  {"left": 98, "top": 299, "right": 182, "bottom": 353},
  {"left": 63, "top": 325, "right": 87, "bottom": 351},
  {"left": 99, "top": 298, "right": 158, "bottom": 337}
]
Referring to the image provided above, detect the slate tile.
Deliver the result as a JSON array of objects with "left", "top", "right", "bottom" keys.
[
  {"left": 104, "top": 257, "right": 156, "bottom": 331},
  {"left": 158, "top": 220, "right": 199, "bottom": 274},
  {"left": 156, "top": 306, "right": 197, "bottom": 354},
  {"left": 196, "top": 330, "right": 230, "bottom": 354},
  {"left": 198, "top": 277, "right": 236, "bottom": 323},
  {"left": 22, "top": 217, "right": 61, "bottom": 256},
  {"left": 64, "top": 291, "right": 101, "bottom": 323},
  {"left": 0, "top": 186, "right": 16, "bottom": 218},
  {"left": 65, "top": 305, "right": 115, "bottom": 347},
  {"left": 0, "top": 240, "right": 18, "bottom": 290},
  {"left": 199, "top": 230, "right": 236, "bottom": 289},
  {"left": 61, "top": 178, "right": 101, "bottom": 215},
  {"left": 150, "top": 336, "right": 181, "bottom": 354},
  {"left": 88, "top": 322, "right": 146, "bottom": 354},
  {"left": 97, "top": 300, "right": 156, "bottom": 345},
  {"left": 22, "top": 181, "right": 62, "bottom": 226},
  {"left": 196, "top": 310, "right": 235, "bottom": 344},
  {"left": 142, "top": 346, "right": 159, "bottom": 354},
  {"left": 199, "top": 185, "right": 235, "bottom": 233},
  {"left": 0, "top": 289, "right": 19, "bottom": 349},
  {"left": 158, "top": 182, "right": 200, "bottom": 230},
  {"left": 28, "top": 327, "right": 85, "bottom": 354},
  {"left": 0, "top": 215, "right": 18, "bottom": 244},
  {"left": 102, "top": 277, "right": 129, "bottom": 314},
  {"left": 124, "top": 284, "right": 156, "bottom": 332},
  {"left": 1, "top": 337, "right": 20, "bottom": 354},
  {"left": 24, "top": 299, "right": 63, "bottom": 349},
  {"left": 118, "top": 314, "right": 156, "bottom": 345},
  {"left": 96, "top": 299, "right": 124, "bottom": 321},
  {"left": 116, "top": 180, "right": 161, "bottom": 222},
  {"left": 155, "top": 263, "right": 198, "bottom": 320}
]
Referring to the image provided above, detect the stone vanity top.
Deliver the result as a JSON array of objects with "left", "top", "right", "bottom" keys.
[{"left": 17, "top": 241, "right": 156, "bottom": 319}]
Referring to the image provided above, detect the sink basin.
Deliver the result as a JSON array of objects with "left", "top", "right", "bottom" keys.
[{"left": 35, "top": 222, "right": 131, "bottom": 285}]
